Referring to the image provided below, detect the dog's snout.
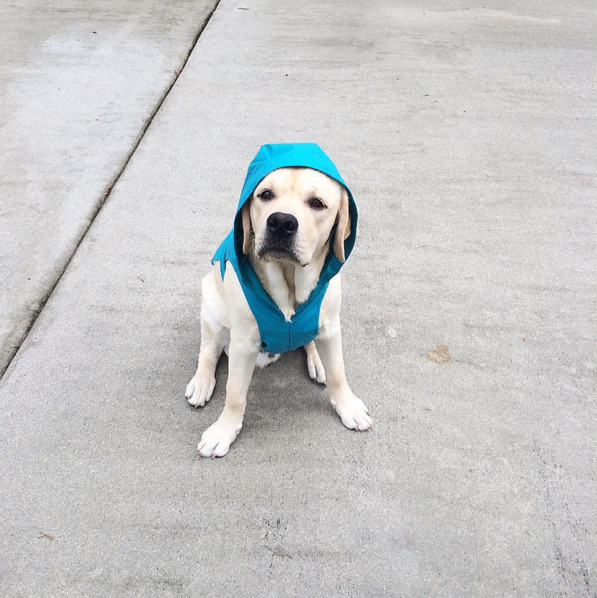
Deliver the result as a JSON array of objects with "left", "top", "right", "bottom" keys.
[{"left": 267, "top": 212, "right": 298, "bottom": 239}]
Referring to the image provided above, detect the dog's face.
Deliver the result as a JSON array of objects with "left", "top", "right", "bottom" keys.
[{"left": 241, "top": 167, "right": 351, "bottom": 266}]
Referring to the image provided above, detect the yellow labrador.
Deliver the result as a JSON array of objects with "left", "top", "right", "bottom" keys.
[{"left": 186, "top": 167, "right": 371, "bottom": 457}]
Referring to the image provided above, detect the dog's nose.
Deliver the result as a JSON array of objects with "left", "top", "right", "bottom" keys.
[{"left": 266, "top": 212, "right": 298, "bottom": 239}]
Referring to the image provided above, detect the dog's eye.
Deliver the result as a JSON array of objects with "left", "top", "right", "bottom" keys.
[
  {"left": 308, "top": 197, "right": 326, "bottom": 210},
  {"left": 258, "top": 189, "right": 274, "bottom": 201}
]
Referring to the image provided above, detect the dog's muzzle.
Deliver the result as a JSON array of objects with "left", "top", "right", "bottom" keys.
[{"left": 258, "top": 212, "right": 300, "bottom": 262}]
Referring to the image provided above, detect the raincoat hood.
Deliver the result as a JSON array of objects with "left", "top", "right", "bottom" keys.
[{"left": 212, "top": 143, "right": 358, "bottom": 354}]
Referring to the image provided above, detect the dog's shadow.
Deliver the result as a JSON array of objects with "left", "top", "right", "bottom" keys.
[{"left": 202, "top": 349, "right": 332, "bottom": 431}]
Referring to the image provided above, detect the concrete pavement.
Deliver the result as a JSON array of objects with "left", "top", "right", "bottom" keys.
[
  {"left": 0, "top": 0, "right": 219, "bottom": 375},
  {"left": 1, "top": 1, "right": 596, "bottom": 596}
]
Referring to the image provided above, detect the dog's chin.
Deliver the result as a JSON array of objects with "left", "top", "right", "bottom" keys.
[{"left": 257, "top": 244, "right": 302, "bottom": 265}]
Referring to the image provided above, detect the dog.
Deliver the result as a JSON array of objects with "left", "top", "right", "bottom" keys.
[{"left": 185, "top": 144, "right": 371, "bottom": 457}]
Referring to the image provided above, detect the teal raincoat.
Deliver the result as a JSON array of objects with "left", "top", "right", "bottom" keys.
[{"left": 212, "top": 143, "right": 358, "bottom": 354}]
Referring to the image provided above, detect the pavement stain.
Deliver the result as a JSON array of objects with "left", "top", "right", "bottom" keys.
[
  {"left": 263, "top": 517, "right": 293, "bottom": 563},
  {"left": 266, "top": 545, "right": 293, "bottom": 559},
  {"left": 427, "top": 344, "right": 451, "bottom": 364}
]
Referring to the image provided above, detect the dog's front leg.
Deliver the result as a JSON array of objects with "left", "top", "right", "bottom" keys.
[
  {"left": 197, "top": 336, "right": 259, "bottom": 457},
  {"left": 315, "top": 317, "right": 372, "bottom": 431}
]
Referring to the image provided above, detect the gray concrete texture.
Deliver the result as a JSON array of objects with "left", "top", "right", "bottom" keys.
[
  {"left": 1, "top": 0, "right": 596, "bottom": 596},
  {"left": 0, "top": 0, "right": 219, "bottom": 374}
]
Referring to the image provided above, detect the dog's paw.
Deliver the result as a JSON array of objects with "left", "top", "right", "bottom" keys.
[
  {"left": 255, "top": 351, "right": 281, "bottom": 369},
  {"left": 197, "top": 419, "right": 241, "bottom": 458},
  {"left": 306, "top": 350, "right": 326, "bottom": 384},
  {"left": 304, "top": 342, "right": 326, "bottom": 384},
  {"left": 331, "top": 393, "right": 372, "bottom": 431},
  {"left": 185, "top": 374, "right": 216, "bottom": 407}
]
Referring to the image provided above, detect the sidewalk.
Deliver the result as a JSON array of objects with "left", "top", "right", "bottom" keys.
[
  {"left": 0, "top": 0, "right": 219, "bottom": 375},
  {"left": 1, "top": 1, "right": 595, "bottom": 596}
]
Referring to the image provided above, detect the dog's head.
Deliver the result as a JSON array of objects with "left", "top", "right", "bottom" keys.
[{"left": 240, "top": 167, "right": 351, "bottom": 266}]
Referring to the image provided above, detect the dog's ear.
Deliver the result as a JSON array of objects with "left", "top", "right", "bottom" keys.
[
  {"left": 241, "top": 201, "right": 253, "bottom": 255},
  {"left": 333, "top": 189, "right": 351, "bottom": 262}
]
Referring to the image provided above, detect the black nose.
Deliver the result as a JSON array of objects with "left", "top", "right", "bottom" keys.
[{"left": 266, "top": 212, "right": 298, "bottom": 239}]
